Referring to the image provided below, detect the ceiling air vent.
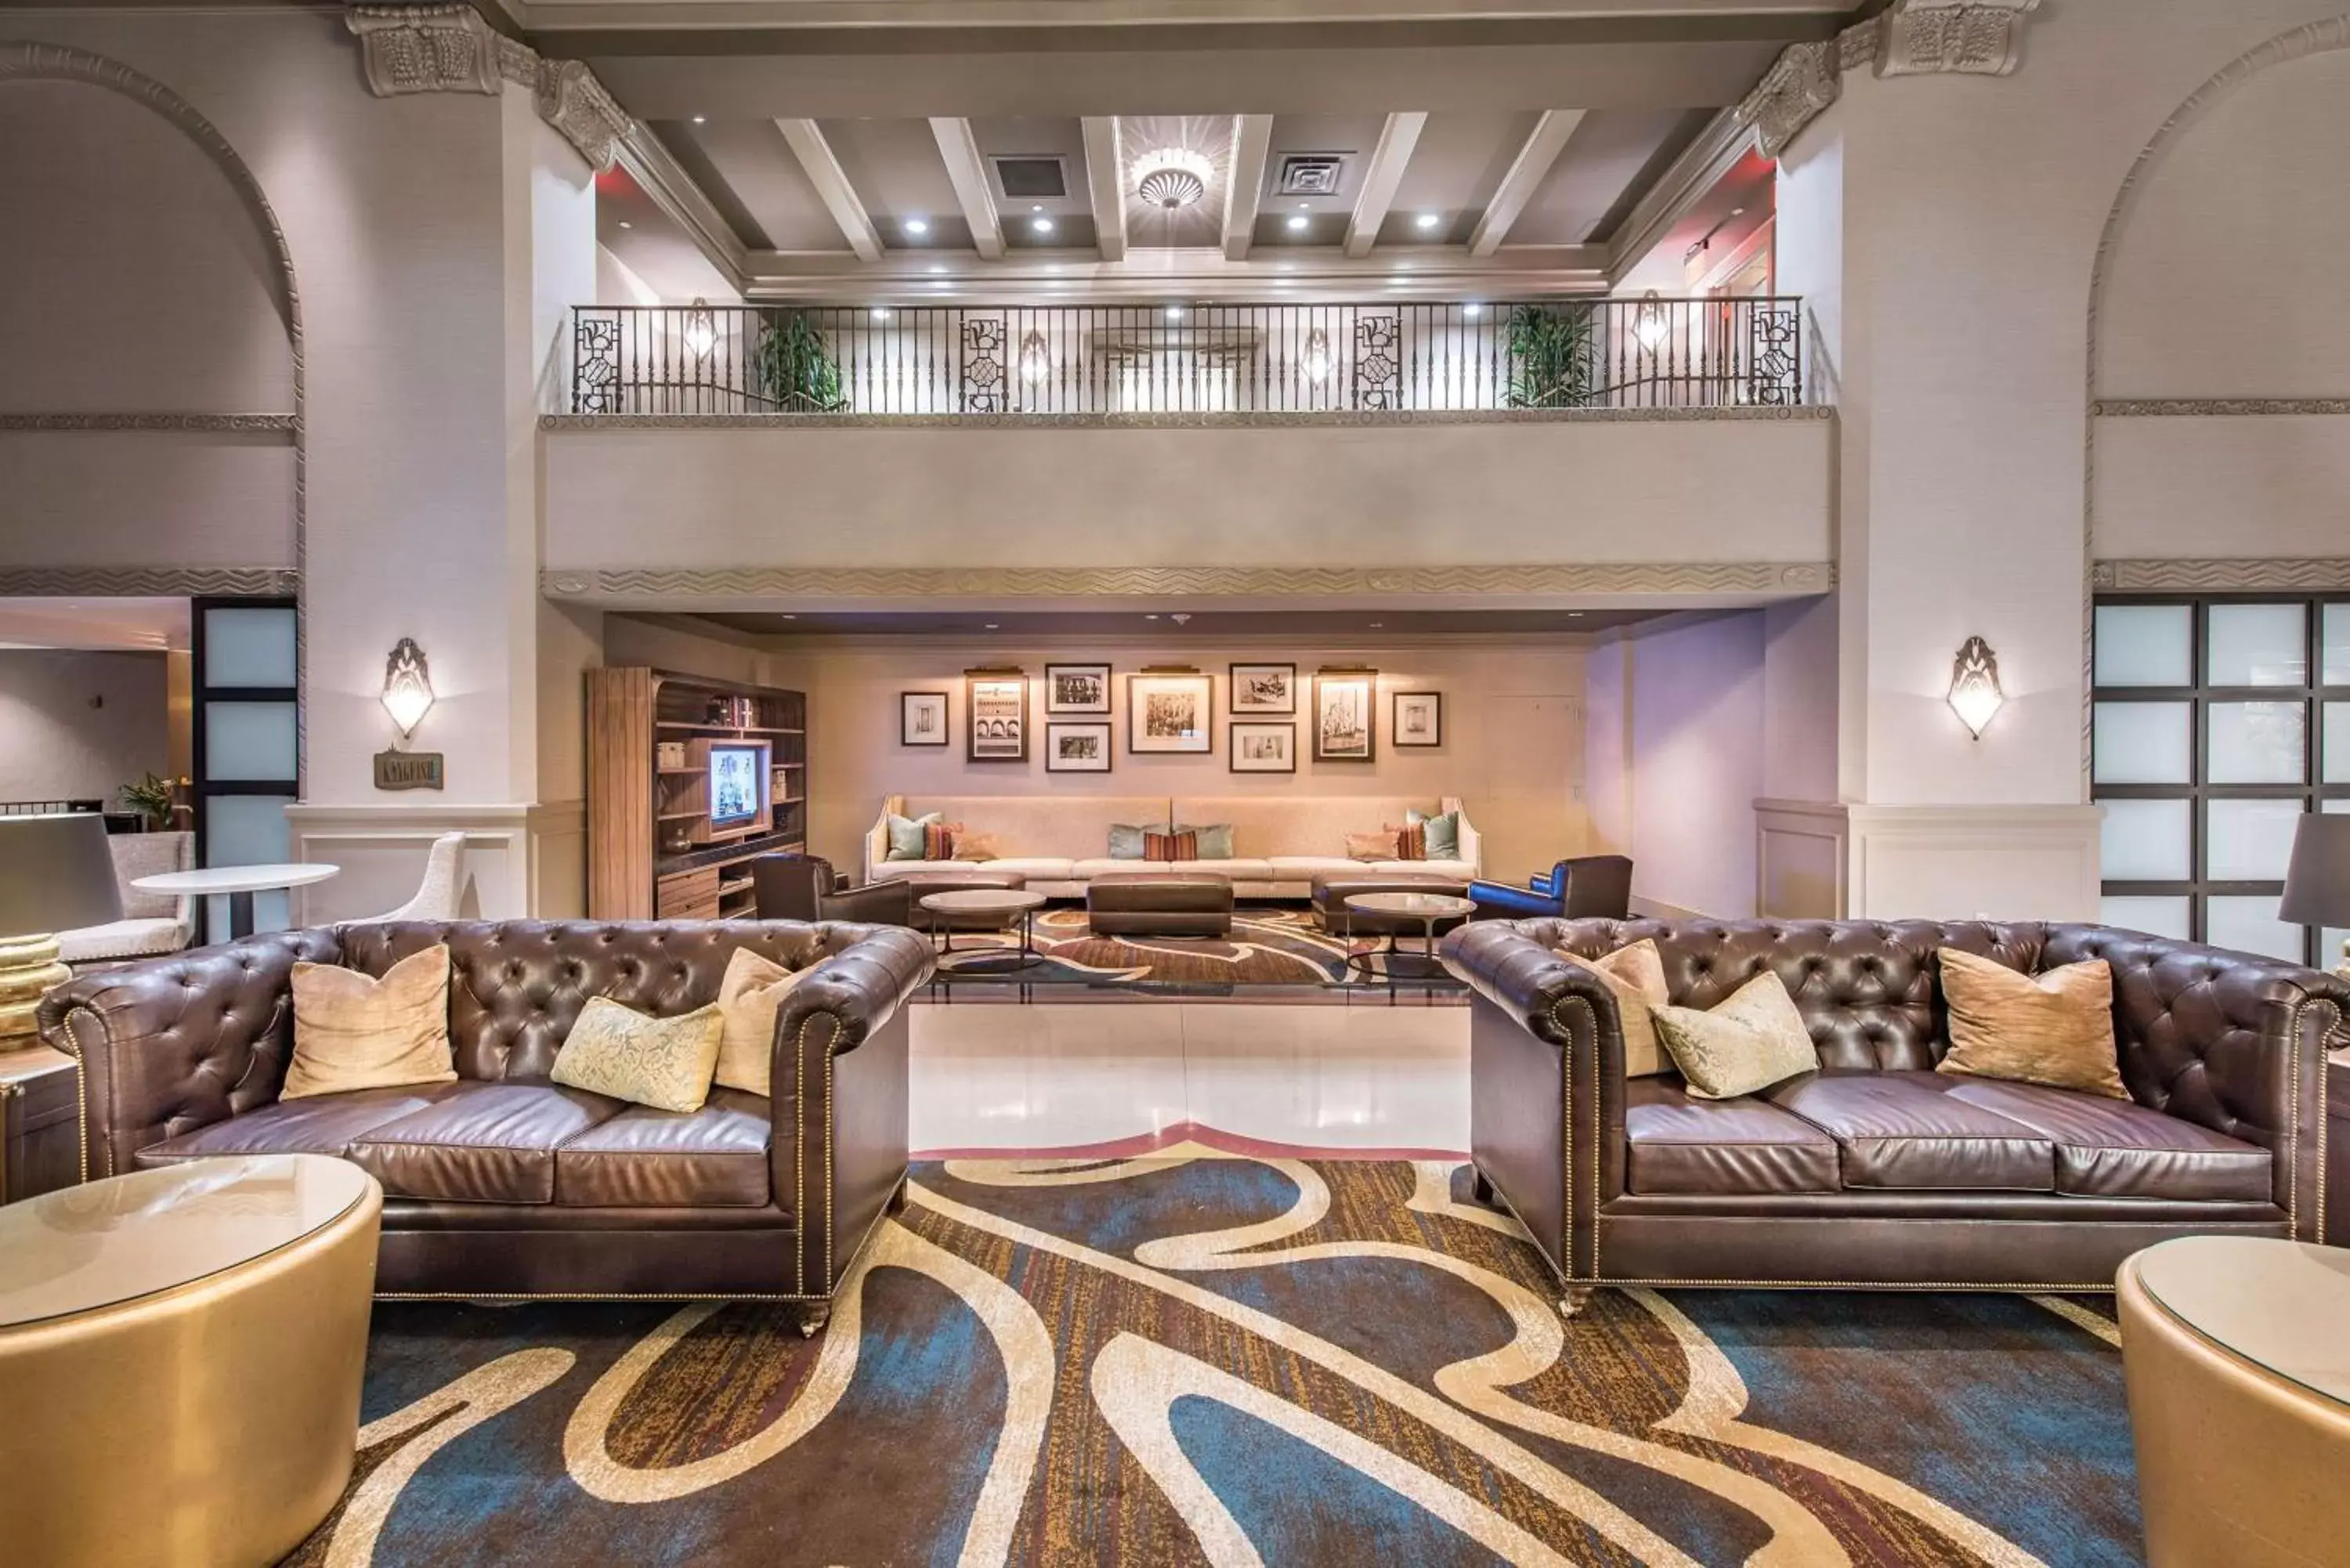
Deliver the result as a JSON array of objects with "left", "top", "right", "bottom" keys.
[
  {"left": 1274, "top": 154, "right": 1347, "bottom": 197},
  {"left": 992, "top": 156, "right": 1068, "bottom": 201}
]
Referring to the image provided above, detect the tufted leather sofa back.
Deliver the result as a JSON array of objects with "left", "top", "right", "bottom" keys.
[{"left": 336, "top": 921, "right": 878, "bottom": 1080}]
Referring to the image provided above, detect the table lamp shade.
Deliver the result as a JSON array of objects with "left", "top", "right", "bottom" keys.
[
  {"left": 2277, "top": 813, "right": 2350, "bottom": 929},
  {"left": 0, "top": 814, "right": 123, "bottom": 936}
]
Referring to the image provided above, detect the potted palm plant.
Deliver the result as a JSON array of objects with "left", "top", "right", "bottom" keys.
[
  {"left": 117, "top": 771, "right": 176, "bottom": 832},
  {"left": 752, "top": 309, "right": 847, "bottom": 412}
]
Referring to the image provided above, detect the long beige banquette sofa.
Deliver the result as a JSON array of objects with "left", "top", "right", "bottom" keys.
[{"left": 862, "top": 794, "right": 1480, "bottom": 899}]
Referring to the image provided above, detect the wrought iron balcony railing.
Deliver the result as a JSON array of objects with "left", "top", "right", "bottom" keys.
[{"left": 568, "top": 296, "right": 1804, "bottom": 419}]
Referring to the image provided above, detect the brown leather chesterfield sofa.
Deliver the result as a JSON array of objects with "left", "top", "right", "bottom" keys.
[
  {"left": 1442, "top": 918, "right": 2348, "bottom": 1312},
  {"left": 37, "top": 920, "right": 933, "bottom": 1328}
]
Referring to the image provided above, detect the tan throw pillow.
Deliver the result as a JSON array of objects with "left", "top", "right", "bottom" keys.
[
  {"left": 1556, "top": 939, "right": 1672, "bottom": 1076},
  {"left": 1346, "top": 829, "right": 1400, "bottom": 862},
  {"left": 1935, "top": 948, "right": 2128, "bottom": 1099},
  {"left": 1651, "top": 970, "right": 1819, "bottom": 1100},
  {"left": 283, "top": 944, "right": 457, "bottom": 1100},
  {"left": 550, "top": 997, "right": 723, "bottom": 1114},
  {"left": 956, "top": 831, "right": 1002, "bottom": 862},
  {"left": 714, "top": 946, "right": 808, "bottom": 1097}
]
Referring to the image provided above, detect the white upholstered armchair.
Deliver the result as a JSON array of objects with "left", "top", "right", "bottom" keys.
[{"left": 57, "top": 830, "right": 194, "bottom": 967}]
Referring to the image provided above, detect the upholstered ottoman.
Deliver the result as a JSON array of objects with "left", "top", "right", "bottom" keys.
[
  {"left": 1086, "top": 873, "right": 1234, "bottom": 937},
  {"left": 1311, "top": 874, "right": 1470, "bottom": 936},
  {"left": 897, "top": 870, "right": 1029, "bottom": 933}
]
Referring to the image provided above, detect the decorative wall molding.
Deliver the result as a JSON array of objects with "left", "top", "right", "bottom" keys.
[
  {"left": 544, "top": 562, "right": 1835, "bottom": 603},
  {"left": 0, "top": 567, "right": 301, "bottom": 597},
  {"left": 2092, "top": 398, "right": 2350, "bottom": 417},
  {"left": 286, "top": 800, "right": 587, "bottom": 921},
  {"left": 2093, "top": 558, "right": 2350, "bottom": 592},
  {"left": 1846, "top": 804, "right": 2102, "bottom": 923},
  {"left": 1737, "top": 1, "right": 2042, "bottom": 157},
  {"left": 345, "top": 3, "right": 627, "bottom": 170},
  {"left": 0, "top": 413, "right": 298, "bottom": 432},
  {"left": 1753, "top": 798, "right": 1849, "bottom": 920},
  {"left": 540, "top": 404, "right": 1834, "bottom": 433}
]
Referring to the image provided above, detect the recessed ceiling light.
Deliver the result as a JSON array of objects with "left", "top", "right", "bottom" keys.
[
  {"left": 1164, "top": 304, "right": 1184, "bottom": 320},
  {"left": 692, "top": 115, "right": 707, "bottom": 125},
  {"left": 616, "top": 220, "right": 632, "bottom": 229},
  {"left": 1032, "top": 215, "right": 1054, "bottom": 235},
  {"left": 1145, "top": 613, "right": 1159, "bottom": 620},
  {"left": 930, "top": 263, "right": 948, "bottom": 275},
  {"left": 870, "top": 306, "right": 891, "bottom": 320},
  {"left": 1730, "top": 206, "right": 1747, "bottom": 218},
  {"left": 1567, "top": 612, "right": 1585, "bottom": 619},
  {"left": 1286, "top": 213, "right": 1309, "bottom": 232},
  {"left": 1462, "top": 302, "right": 1483, "bottom": 319},
  {"left": 780, "top": 613, "right": 798, "bottom": 620},
  {"left": 984, "top": 623, "right": 1000, "bottom": 630},
  {"left": 1032, "top": 204, "right": 1044, "bottom": 213},
  {"left": 1369, "top": 622, "right": 1384, "bottom": 628},
  {"left": 904, "top": 216, "right": 929, "bottom": 236},
  {"left": 1415, "top": 212, "right": 1439, "bottom": 231}
]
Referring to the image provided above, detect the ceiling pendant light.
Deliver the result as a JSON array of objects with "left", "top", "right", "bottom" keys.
[
  {"left": 1301, "top": 326, "right": 1332, "bottom": 387},
  {"left": 1133, "top": 147, "right": 1213, "bottom": 210},
  {"left": 1017, "top": 328, "right": 1051, "bottom": 385}
]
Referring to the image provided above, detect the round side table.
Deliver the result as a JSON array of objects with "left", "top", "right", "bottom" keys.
[
  {"left": 132, "top": 862, "right": 341, "bottom": 941},
  {"left": 920, "top": 888, "right": 1048, "bottom": 970},
  {"left": 1342, "top": 891, "right": 1476, "bottom": 977},
  {"left": 0, "top": 1154, "right": 382, "bottom": 1566}
]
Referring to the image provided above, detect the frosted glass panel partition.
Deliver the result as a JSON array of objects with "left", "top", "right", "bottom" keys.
[
  {"left": 2207, "top": 702, "right": 2305, "bottom": 784},
  {"left": 2324, "top": 604, "right": 2350, "bottom": 686},
  {"left": 2099, "top": 798, "right": 2190, "bottom": 883},
  {"left": 201, "top": 606, "right": 298, "bottom": 688},
  {"left": 204, "top": 703, "right": 299, "bottom": 781},
  {"left": 2204, "top": 798, "right": 2302, "bottom": 882},
  {"left": 2092, "top": 703, "right": 2191, "bottom": 784},
  {"left": 2205, "top": 603, "right": 2305, "bottom": 687},
  {"left": 2205, "top": 896, "right": 2301, "bottom": 962},
  {"left": 204, "top": 794, "right": 293, "bottom": 930},
  {"left": 2093, "top": 605, "right": 2192, "bottom": 687},
  {"left": 2099, "top": 896, "right": 2189, "bottom": 941},
  {"left": 2326, "top": 703, "right": 2350, "bottom": 784}
]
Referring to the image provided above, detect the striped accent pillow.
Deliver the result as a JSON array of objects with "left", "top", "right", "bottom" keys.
[
  {"left": 1389, "top": 821, "right": 1426, "bottom": 861},
  {"left": 1143, "top": 829, "right": 1199, "bottom": 862},
  {"left": 923, "top": 821, "right": 964, "bottom": 860}
]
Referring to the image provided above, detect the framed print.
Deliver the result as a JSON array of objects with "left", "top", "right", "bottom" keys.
[
  {"left": 1128, "top": 671, "right": 1213, "bottom": 754},
  {"left": 1392, "top": 691, "right": 1443, "bottom": 747},
  {"left": 1046, "top": 721, "right": 1112, "bottom": 772},
  {"left": 965, "top": 672, "right": 1028, "bottom": 761},
  {"left": 1045, "top": 663, "right": 1112, "bottom": 714},
  {"left": 901, "top": 691, "right": 948, "bottom": 747},
  {"left": 1228, "top": 662, "right": 1296, "bottom": 715},
  {"left": 1229, "top": 721, "right": 1296, "bottom": 774},
  {"left": 1314, "top": 670, "right": 1376, "bottom": 761}
]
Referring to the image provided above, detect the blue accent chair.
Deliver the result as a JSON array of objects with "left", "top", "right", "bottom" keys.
[{"left": 1468, "top": 854, "right": 1633, "bottom": 921}]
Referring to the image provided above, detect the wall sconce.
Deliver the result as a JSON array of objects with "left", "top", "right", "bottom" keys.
[
  {"left": 1017, "top": 329, "right": 1052, "bottom": 385},
  {"left": 1301, "top": 326, "right": 1332, "bottom": 387},
  {"left": 1947, "top": 636, "right": 2005, "bottom": 739},
  {"left": 381, "top": 638, "right": 436, "bottom": 740},
  {"left": 682, "top": 298, "right": 717, "bottom": 361},
  {"left": 1632, "top": 290, "right": 1670, "bottom": 353}
]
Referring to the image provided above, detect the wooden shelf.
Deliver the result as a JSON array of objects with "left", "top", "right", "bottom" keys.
[{"left": 655, "top": 721, "right": 801, "bottom": 736}]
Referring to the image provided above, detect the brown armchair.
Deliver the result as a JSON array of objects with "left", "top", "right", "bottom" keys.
[{"left": 754, "top": 854, "right": 913, "bottom": 927}]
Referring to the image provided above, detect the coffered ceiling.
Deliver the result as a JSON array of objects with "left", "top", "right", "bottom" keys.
[{"left": 540, "top": 1, "right": 1850, "bottom": 301}]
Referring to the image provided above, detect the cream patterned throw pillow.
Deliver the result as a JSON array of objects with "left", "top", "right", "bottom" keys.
[
  {"left": 1935, "top": 948, "right": 2128, "bottom": 1099},
  {"left": 714, "top": 946, "right": 808, "bottom": 1097},
  {"left": 283, "top": 944, "right": 457, "bottom": 1100},
  {"left": 550, "top": 997, "right": 724, "bottom": 1113},
  {"left": 1556, "top": 939, "right": 1672, "bottom": 1076},
  {"left": 1650, "top": 970, "right": 1819, "bottom": 1100}
]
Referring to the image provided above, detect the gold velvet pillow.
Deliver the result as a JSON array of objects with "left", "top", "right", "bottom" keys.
[
  {"left": 956, "top": 832, "right": 1002, "bottom": 862},
  {"left": 549, "top": 997, "right": 724, "bottom": 1114},
  {"left": 1345, "top": 829, "right": 1400, "bottom": 862},
  {"left": 1555, "top": 939, "right": 1672, "bottom": 1076},
  {"left": 283, "top": 944, "right": 457, "bottom": 1100},
  {"left": 1935, "top": 948, "right": 2128, "bottom": 1099},
  {"left": 1650, "top": 970, "right": 1819, "bottom": 1100},
  {"left": 714, "top": 946, "right": 808, "bottom": 1097}
]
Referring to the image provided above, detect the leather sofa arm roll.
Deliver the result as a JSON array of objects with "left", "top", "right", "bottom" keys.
[
  {"left": 38, "top": 930, "right": 344, "bottom": 1180},
  {"left": 771, "top": 923, "right": 935, "bottom": 1068},
  {"left": 1441, "top": 919, "right": 1634, "bottom": 1064}
]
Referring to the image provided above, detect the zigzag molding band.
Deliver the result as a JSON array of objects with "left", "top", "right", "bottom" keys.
[
  {"left": 2093, "top": 558, "right": 2350, "bottom": 591},
  {"left": 0, "top": 414, "right": 298, "bottom": 432},
  {"left": 544, "top": 562, "right": 1835, "bottom": 601},
  {"left": 0, "top": 568, "right": 300, "bottom": 597}
]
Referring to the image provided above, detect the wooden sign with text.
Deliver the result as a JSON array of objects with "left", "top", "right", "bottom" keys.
[{"left": 374, "top": 750, "right": 446, "bottom": 791}]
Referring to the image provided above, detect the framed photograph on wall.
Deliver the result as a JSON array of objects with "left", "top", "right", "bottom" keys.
[
  {"left": 1045, "top": 663, "right": 1112, "bottom": 714},
  {"left": 1392, "top": 691, "right": 1442, "bottom": 747},
  {"left": 901, "top": 691, "right": 948, "bottom": 747},
  {"left": 1229, "top": 721, "right": 1296, "bottom": 774},
  {"left": 1128, "top": 670, "right": 1213, "bottom": 754},
  {"left": 965, "top": 671, "right": 1028, "bottom": 761},
  {"left": 1228, "top": 662, "right": 1296, "bottom": 715},
  {"left": 1046, "top": 721, "right": 1112, "bottom": 772},
  {"left": 1314, "top": 669, "right": 1376, "bottom": 761}
]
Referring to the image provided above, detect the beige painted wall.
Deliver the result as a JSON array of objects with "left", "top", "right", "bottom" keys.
[
  {"left": 725, "top": 633, "right": 1589, "bottom": 883},
  {"left": 543, "top": 418, "right": 1833, "bottom": 573},
  {"left": 0, "top": 650, "right": 170, "bottom": 804}
]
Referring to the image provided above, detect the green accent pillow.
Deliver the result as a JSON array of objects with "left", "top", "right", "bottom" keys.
[
  {"left": 1108, "top": 822, "right": 1171, "bottom": 859},
  {"left": 1177, "top": 822, "right": 1235, "bottom": 859},
  {"left": 1408, "top": 808, "right": 1460, "bottom": 861},
  {"left": 550, "top": 997, "right": 724, "bottom": 1114},
  {"left": 885, "top": 811, "right": 942, "bottom": 862}
]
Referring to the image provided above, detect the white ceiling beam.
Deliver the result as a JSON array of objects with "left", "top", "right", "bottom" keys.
[
  {"left": 1221, "top": 114, "right": 1274, "bottom": 262},
  {"left": 1081, "top": 117, "right": 1127, "bottom": 263},
  {"left": 929, "top": 117, "right": 1006, "bottom": 260},
  {"left": 1343, "top": 110, "right": 1426, "bottom": 259},
  {"left": 1467, "top": 109, "right": 1585, "bottom": 258},
  {"left": 774, "top": 118, "right": 883, "bottom": 262}
]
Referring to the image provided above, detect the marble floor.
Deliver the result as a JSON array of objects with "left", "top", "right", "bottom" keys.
[{"left": 909, "top": 993, "right": 1469, "bottom": 1157}]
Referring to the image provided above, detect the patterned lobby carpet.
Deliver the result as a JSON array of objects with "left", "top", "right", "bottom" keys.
[
  {"left": 291, "top": 1152, "right": 2142, "bottom": 1566},
  {"left": 932, "top": 905, "right": 1462, "bottom": 992}
]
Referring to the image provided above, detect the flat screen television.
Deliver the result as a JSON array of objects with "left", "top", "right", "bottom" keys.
[{"left": 707, "top": 742, "right": 768, "bottom": 829}]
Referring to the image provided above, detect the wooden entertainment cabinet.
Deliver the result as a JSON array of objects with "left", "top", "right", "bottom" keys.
[{"left": 587, "top": 667, "right": 808, "bottom": 919}]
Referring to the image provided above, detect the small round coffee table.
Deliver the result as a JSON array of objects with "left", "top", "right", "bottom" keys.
[
  {"left": 920, "top": 888, "right": 1049, "bottom": 970},
  {"left": 0, "top": 1154, "right": 382, "bottom": 1566},
  {"left": 1343, "top": 891, "right": 1476, "bottom": 976}
]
